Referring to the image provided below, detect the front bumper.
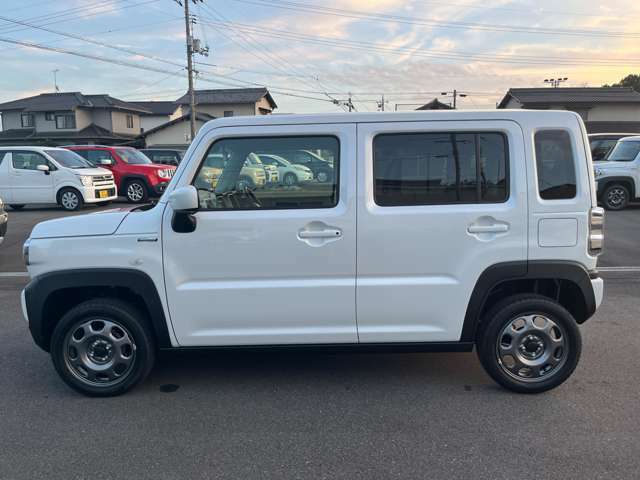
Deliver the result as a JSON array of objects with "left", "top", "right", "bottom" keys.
[
  {"left": 81, "top": 184, "right": 118, "bottom": 203},
  {"left": 0, "top": 212, "right": 7, "bottom": 244},
  {"left": 153, "top": 181, "right": 170, "bottom": 195}
]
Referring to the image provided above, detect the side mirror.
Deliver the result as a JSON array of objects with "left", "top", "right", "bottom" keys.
[
  {"left": 168, "top": 185, "right": 198, "bottom": 211},
  {"left": 37, "top": 164, "right": 50, "bottom": 174},
  {"left": 99, "top": 159, "right": 112, "bottom": 165}
]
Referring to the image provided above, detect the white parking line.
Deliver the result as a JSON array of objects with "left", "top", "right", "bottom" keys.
[
  {"left": 0, "top": 272, "right": 29, "bottom": 277},
  {"left": 598, "top": 266, "right": 640, "bottom": 273}
]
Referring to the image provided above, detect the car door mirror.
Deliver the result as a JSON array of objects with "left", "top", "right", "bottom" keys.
[
  {"left": 37, "top": 164, "right": 50, "bottom": 175},
  {"left": 169, "top": 185, "right": 198, "bottom": 211},
  {"left": 99, "top": 159, "right": 112, "bottom": 165}
]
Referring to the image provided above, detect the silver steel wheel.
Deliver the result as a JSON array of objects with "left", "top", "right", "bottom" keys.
[
  {"left": 316, "top": 171, "right": 328, "bottom": 183},
  {"left": 127, "top": 182, "right": 145, "bottom": 202},
  {"left": 63, "top": 318, "right": 137, "bottom": 387},
  {"left": 60, "top": 191, "right": 79, "bottom": 210},
  {"left": 496, "top": 314, "right": 568, "bottom": 383},
  {"left": 284, "top": 173, "right": 297, "bottom": 186},
  {"left": 606, "top": 187, "right": 626, "bottom": 208}
]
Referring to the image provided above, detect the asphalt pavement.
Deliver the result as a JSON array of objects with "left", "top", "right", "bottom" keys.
[{"left": 0, "top": 203, "right": 639, "bottom": 479}]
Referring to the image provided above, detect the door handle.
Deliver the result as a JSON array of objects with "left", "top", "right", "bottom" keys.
[
  {"left": 298, "top": 229, "right": 342, "bottom": 239},
  {"left": 467, "top": 224, "right": 509, "bottom": 234}
]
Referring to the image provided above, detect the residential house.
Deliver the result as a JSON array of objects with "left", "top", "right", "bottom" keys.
[
  {"left": 140, "top": 87, "right": 277, "bottom": 148},
  {"left": 131, "top": 101, "right": 181, "bottom": 132},
  {"left": 497, "top": 87, "right": 640, "bottom": 133},
  {"left": 416, "top": 98, "right": 453, "bottom": 110},
  {"left": 0, "top": 92, "right": 151, "bottom": 146}
]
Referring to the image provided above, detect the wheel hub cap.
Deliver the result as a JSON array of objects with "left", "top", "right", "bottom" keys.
[
  {"left": 87, "top": 338, "right": 114, "bottom": 363},
  {"left": 496, "top": 314, "right": 568, "bottom": 382}
]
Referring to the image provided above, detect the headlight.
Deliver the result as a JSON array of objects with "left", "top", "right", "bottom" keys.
[
  {"left": 158, "top": 169, "right": 171, "bottom": 179},
  {"left": 23, "top": 238, "right": 30, "bottom": 266},
  {"left": 78, "top": 175, "right": 93, "bottom": 187}
]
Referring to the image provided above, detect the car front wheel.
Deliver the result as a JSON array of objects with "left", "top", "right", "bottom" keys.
[
  {"left": 476, "top": 294, "right": 581, "bottom": 394},
  {"left": 125, "top": 180, "right": 148, "bottom": 203},
  {"left": 58, "top": 188, "right": 84, "bottom": 211},
  {"left": 602, "top": 184, "right": 629, "bottom": 210},
  {"left": 50, "top": 299, "right": 155, "bottom": 397}
]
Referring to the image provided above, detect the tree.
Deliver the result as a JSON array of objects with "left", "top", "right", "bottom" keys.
[{"left": 603, "top": 74, "right": 640, "bottom": 91}]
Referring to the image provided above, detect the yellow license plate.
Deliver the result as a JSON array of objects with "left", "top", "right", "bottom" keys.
[{"left": 98, "top": 190, "right": 108, "bottom": 198}]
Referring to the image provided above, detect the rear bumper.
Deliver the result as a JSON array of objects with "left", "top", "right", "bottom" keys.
[
  {"left": 591, "top": 277, "right": 604, "bottom": 310},
  {"left": 0, "top": 212, "right": 7, "bottom": 243}
]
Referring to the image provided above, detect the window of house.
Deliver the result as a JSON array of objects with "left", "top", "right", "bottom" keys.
[
  {"left": 373, "top": 132, "right": 508, "bottom": 206},
  {"left": 534, "top": 130, "right": 577, "bottom": 200},
  {"left": 223, "top": 111, "right": 234, "bottom": 117},
  {"left": 126, "top": 114, "right": 134, "bottom": 128},
  {"left": 55, "top": 114, "right": 76, "bottom": 129},
  {"left": 193, "top": 136, "right": 339, "bottom": 210},
  {"left": 21, "top": 113, "right": 34, "bottom": 128},
  {"left": 45, "top": 112, "right": 55, "bottom": 121}
]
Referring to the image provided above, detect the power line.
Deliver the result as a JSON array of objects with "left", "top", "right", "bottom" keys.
[{"left": 230, "top": 0, "right": 640, "bottom": 39}]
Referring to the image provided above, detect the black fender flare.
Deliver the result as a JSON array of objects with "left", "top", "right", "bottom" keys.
[
  {"left": 460, "top": 261, "right": 597, "bottom": 342},
  {"left": 24, "top": 268, "right": 172, "bottom": 352},
  {"left": 597, "top": 176, "right": 636, "bottom": 199}
]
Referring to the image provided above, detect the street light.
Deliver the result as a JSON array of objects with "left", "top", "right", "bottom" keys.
[{"left": 544, "top": 77, "right": 568, "bottom": 88}]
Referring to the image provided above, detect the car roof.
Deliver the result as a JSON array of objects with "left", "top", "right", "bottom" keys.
[
  {"left": 0, "top": 146, "right": 68, "bottom": 152},
  {"left": 617, "top": 136, "right": 640, "bottom": 142}
]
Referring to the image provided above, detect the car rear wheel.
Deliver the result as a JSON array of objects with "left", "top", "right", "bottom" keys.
[
  {"left": 316, "top": 170, "right": 332, "bottom": 183},
  {"left": 50, "top": 299, "right": 155, "bottom": 397},
  {"left": 476, "top": 294, "right": 581, "bottom": 393},
  {"left": 125, "top": 179, "right": 148, "bottom": 203},
  {"left": 602, "top": 184, "right": 629, "bottom": 210},
  {"left": 58, "top": 188, "right": 84, "bottom": 211},
  {"left": 8, "top": 204, "right": 25, "bottom": 210}
]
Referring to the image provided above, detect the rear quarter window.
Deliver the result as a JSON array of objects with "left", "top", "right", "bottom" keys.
[{"left": 534, "top": 130, "right": 577, "bottom": 200}]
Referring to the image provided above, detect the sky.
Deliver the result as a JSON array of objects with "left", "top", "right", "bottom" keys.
[{"left": 0, "top": 0, "right": 639, "bottom": 114}]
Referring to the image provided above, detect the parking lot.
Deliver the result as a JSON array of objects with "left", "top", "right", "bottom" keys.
[{"left": 1, "top": 203, "right": 639, "bottom": 479}]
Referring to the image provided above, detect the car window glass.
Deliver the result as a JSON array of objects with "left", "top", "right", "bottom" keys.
[
  {"left": 606, "top": 141, "right": 640, "bottom": 162},
  {"left": 86, "top": 150, "right": 115, "bottom": 166},
  {"left": 534, "top": 130, "right": 577, "bottom": 200},
  {"left": 45, "top": 150, "right": 93, "bottom": 169},
  {"left": 11, "top": 152, "right": 50, "bottom": 171},
  {"left": 374, "top": 132, "right": 508, "bottom": 206},
  {"left": 193, "top": 136, "right": 339, "bottom": 210}
]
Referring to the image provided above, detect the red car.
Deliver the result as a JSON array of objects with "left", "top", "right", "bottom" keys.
[{"left": 65, "top": 146, "right": 176, "bottom": 203}]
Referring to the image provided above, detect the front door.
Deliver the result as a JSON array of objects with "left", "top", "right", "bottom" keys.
[
  {"left": 356, "top": 120, "right": 528, "bottom": 343},
  {"left": 9, "top": 151, "right": 55, "bottom": 203},
  {"left": 163, "top": 123, "right": 357, "bottom": 346}
]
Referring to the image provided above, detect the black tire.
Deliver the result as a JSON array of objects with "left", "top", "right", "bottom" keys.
[
  {"left": 602, "top": 183, "right": 629, "bottom": 211},
  {"left": 125, "top": 179, "right": 149, "bottom": 203},
  {"left": 283, "top": 172, "right": 298, "bottom": 186},
  {"left": 57, "top": 188, "right": 84, "bottom": 211},
  {"left": 50, "top": 299, "right": 155, "bottom": 397},
  {"left": 476, "top": 294, "right": 581, "bottom": 394},
  {"left": 8, "top": 204, "right": 25, "bottom": 210},
  {"left": 316, "top": 169, "right": 333, "bottom": 183}
]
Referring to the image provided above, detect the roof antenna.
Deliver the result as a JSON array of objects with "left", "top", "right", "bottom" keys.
[{"left": 52, "top": 69, "right": 60, "bottom": 93}]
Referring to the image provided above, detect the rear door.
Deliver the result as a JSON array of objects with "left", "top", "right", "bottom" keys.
[
  {"left": 163, "top": 123, "right": 358, "bottom": 346},
  {"left": 9, "top": 150, "right": 55, "bottom": 203},
  {"left": 356, "top": 120, "right": 527, "bottom": 342}
]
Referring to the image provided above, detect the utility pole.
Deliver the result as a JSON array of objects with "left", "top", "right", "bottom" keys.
[
  {"left": 441, "top": 90, "right": 467, "bottom": 109},
  {"left": 52, "top": 69, "right": 59, "bottom": 93},
  {"left": 183, "top": 0, "right": 197, "bottom": 141},
  {"left": 332, "top": 93, "right": 356, "bottom": 112},
  {"left": 377, "top": 94, "right": 386, "bottom": 111}
]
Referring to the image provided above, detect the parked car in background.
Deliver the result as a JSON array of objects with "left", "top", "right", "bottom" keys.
[
  {"left": 245, "top": 153, "right": 279, "bottom": 184},
  {"left": 0, "top": 196, "right": 7, "bottom": 245},
  {"left": 257, "top": 154, "right": 314, "bottom": 186},
  {"left": 22, "top": 110, "right": 604, "bottom": 396},
  {"left": 0, "top": 147, "right": 117, "bottom": 211},
  {"left": 594, "top": 135, "right": 640, "bottom": 210},
  {"left": 199, "top": 153, "right": 266, "bottom": 190},
  {"left": 65, "top": 146, "right": 176, "bottom": 203},
  {"left": 275, "top": 149, "right": 334, "bottom": 183},
  {"left": 139, "top": 149, "right": 184, "bottom": 166},
  {"left": 588, "top": 133, "right": 637, "bottom": 162}
]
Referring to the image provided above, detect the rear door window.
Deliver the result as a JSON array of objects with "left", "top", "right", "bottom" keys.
[{"left": 534, "top": 130, "right": 577, "bottom": 200}]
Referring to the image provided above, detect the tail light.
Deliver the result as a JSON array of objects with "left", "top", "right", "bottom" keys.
[{"left": 589, "top": 207, "right": 604, "bottom": 255}]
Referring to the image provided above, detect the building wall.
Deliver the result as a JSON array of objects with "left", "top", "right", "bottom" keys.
[
  {"left": 1, "top": 111, "right": 29, "bottom": 130},
  {"left": 587, "top": 104, "right": 640, "bottom": 122},
  {"left": 254, "top": 96, "right": 273, "bottom": 114},
  {"left": 92, "top": 109, "right": 113, "bottom": 131},
  {"left": 75, "top": 108, "right": 92, "bottom": 130},
  {"left": 141, "top": 115, "right": 172, "bottom": 132},
  {"left": 182, "top": 103, "right": 256, "bottom": 118},
  {"left": 111, "top": 111, "right": 141, "bottom": 135},
  {"left": 144, "top": 119, "right": 208, "bottom": 148}
]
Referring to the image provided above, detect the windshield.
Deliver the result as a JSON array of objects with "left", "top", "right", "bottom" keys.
[
  {"left": 606, "top": 141, "right": 640, "bottom": 162},
  {"left": 117, "top": 148, "right": 152, "bottom": 165},
  {"left": 45, "top": 149, "right": 93, "bottom": 169}
]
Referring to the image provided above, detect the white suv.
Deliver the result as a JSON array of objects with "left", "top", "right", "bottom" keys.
[
  {"left": 21, "top": 111, "right": 604, "bottom": 396},
  {"left": 594, "top": 135, "right": 640, "bottom": 210},
  {"left": 0, "top": 147, "right": 117, "bottom": 211}
]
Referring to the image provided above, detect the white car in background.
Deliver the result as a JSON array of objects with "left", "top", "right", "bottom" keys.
[
  {"left": 257, "top": 153, "right": 314, "bottom": 186},
  {"left": 0, "top": 147, "right": 117, "bottom": 211}
]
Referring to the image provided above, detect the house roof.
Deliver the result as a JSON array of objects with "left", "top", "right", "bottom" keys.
[
  {"left": 175, "top": 88, "right": 277, "bottom": 109},
  {"left": 416, "top": 98, "right": 453, "bottom": 110},
  {"left": 0, "top": 123, "right": 137, "bottom": 143},
  {"left": 130, "top": 101, "right": 178, "bottom": 116},
  {"left": 0, "top": 92, "right": 151, "bottom": 113},
  {"left": 141, "top": 112, "right": 216, "bottom": 137},
  {"left": 498, "top": 87, "right": 640, "bottom": 108}
]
